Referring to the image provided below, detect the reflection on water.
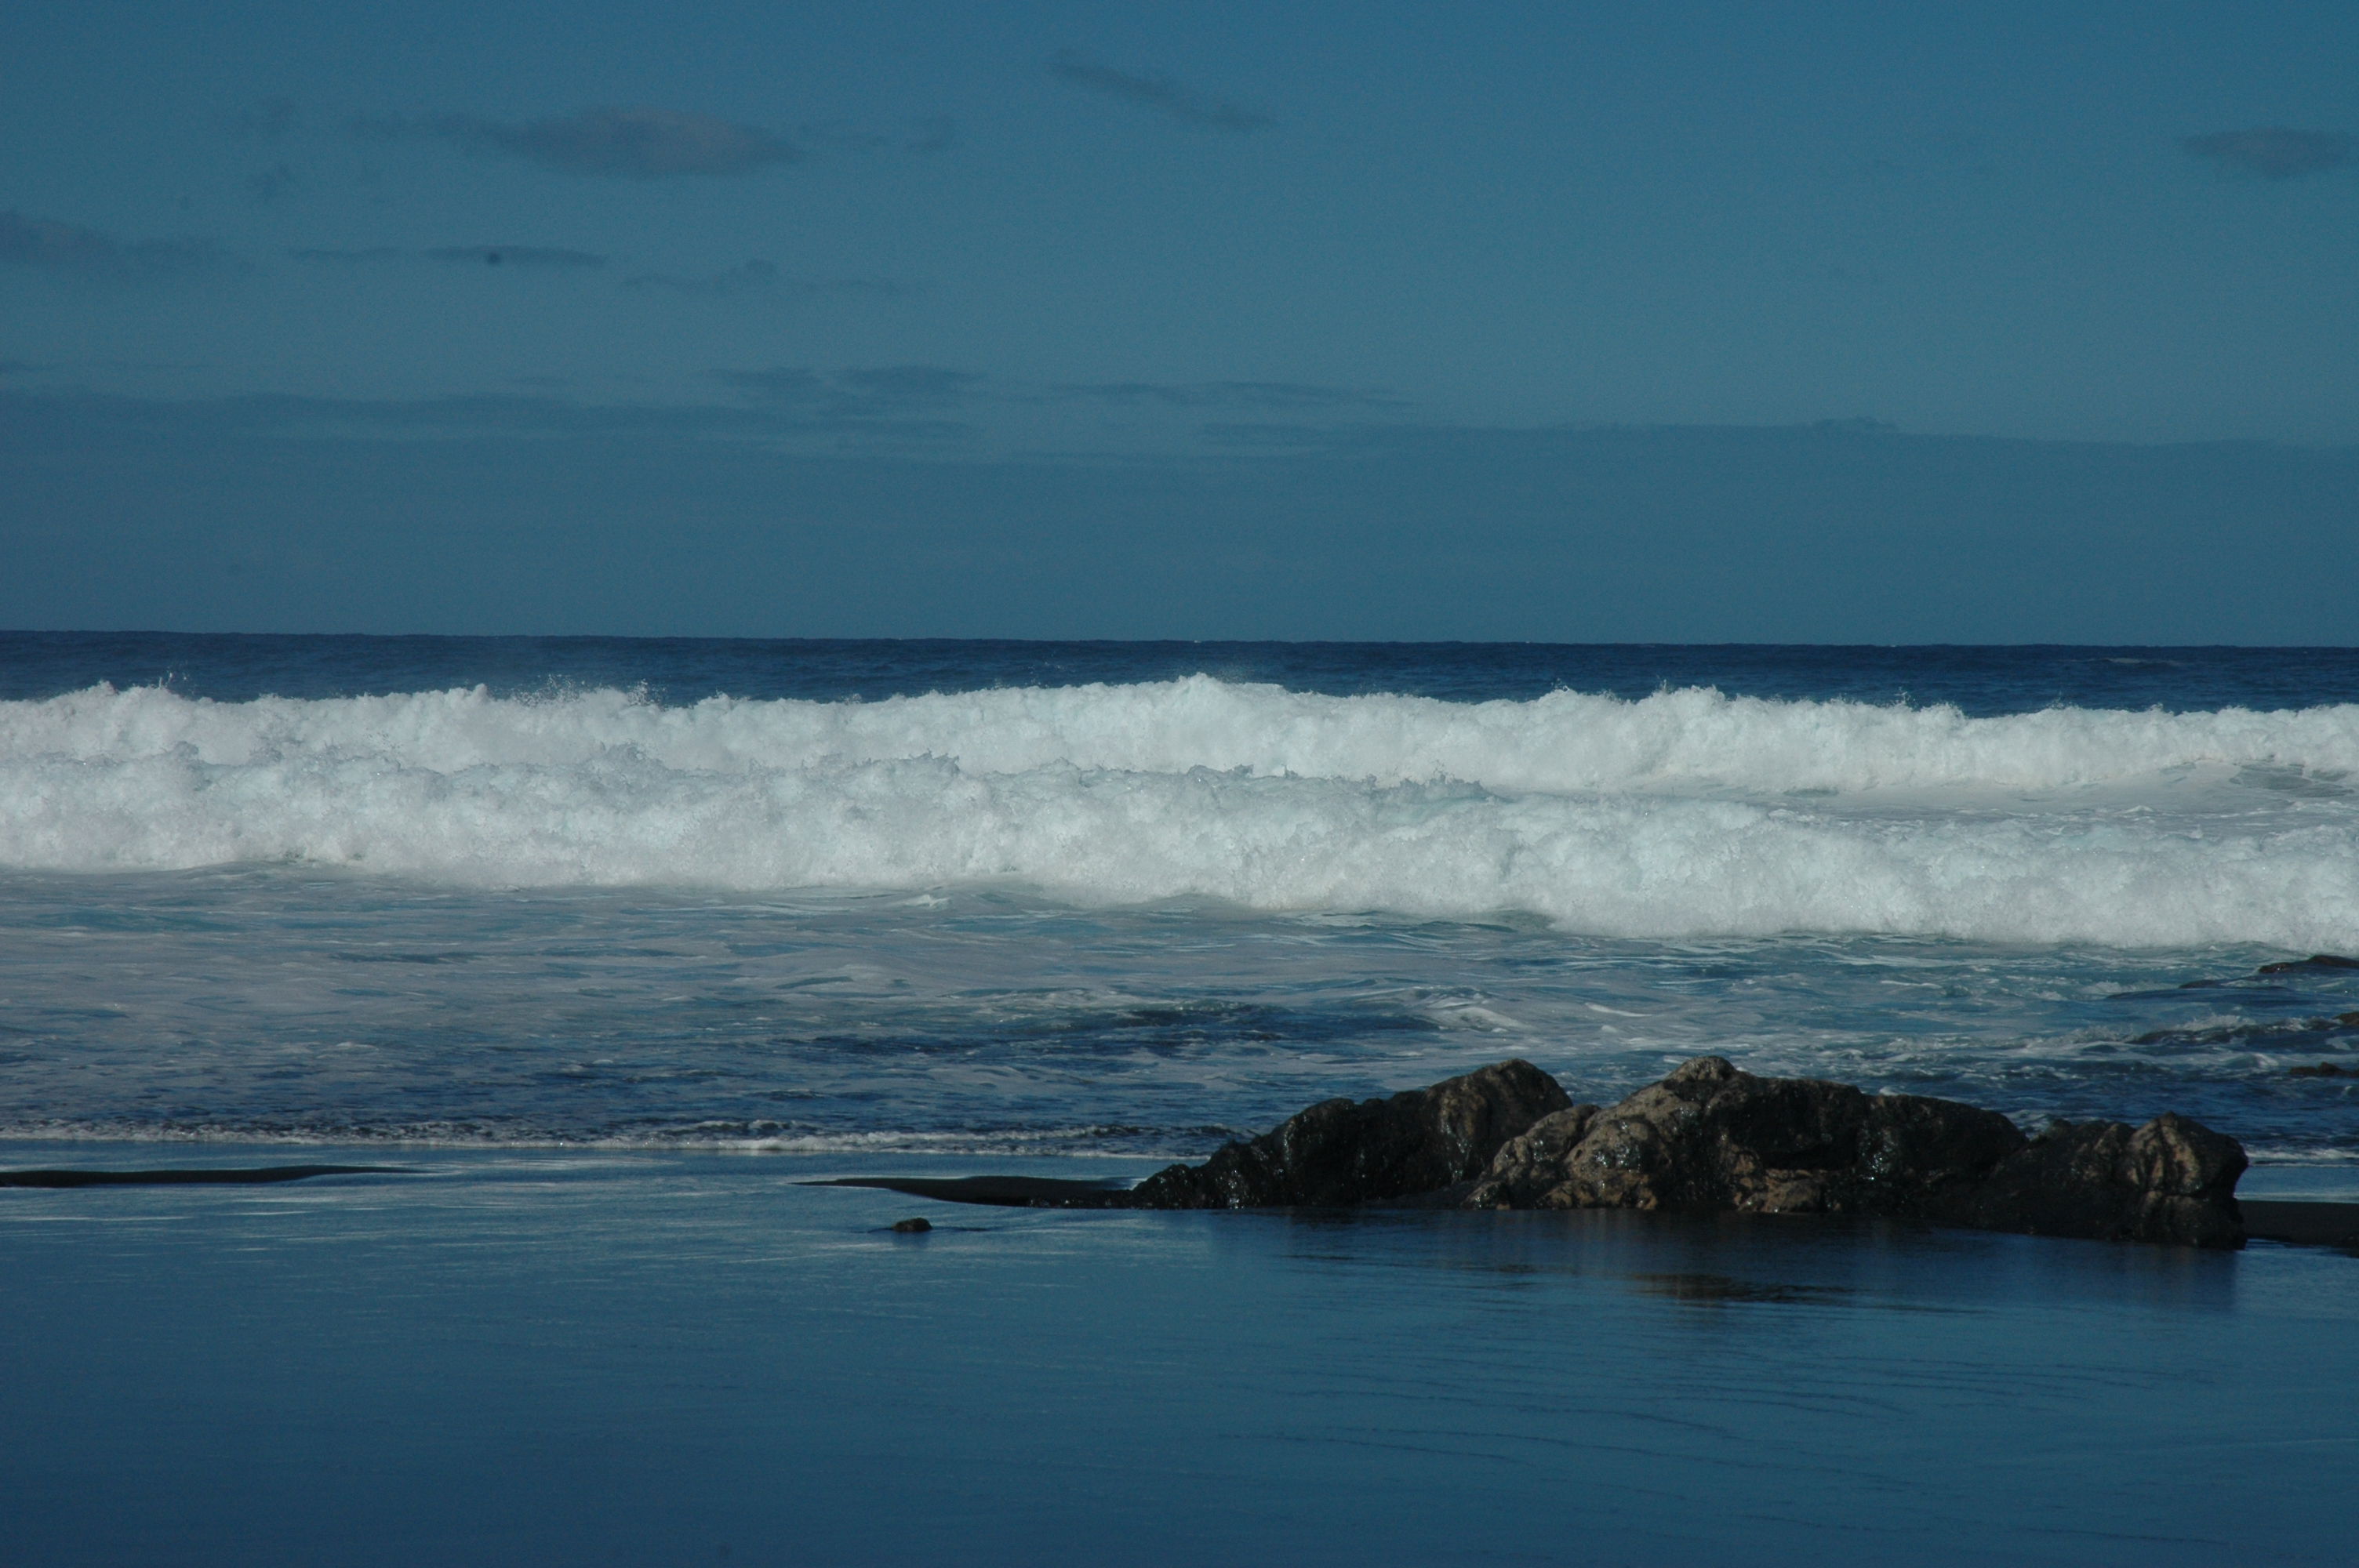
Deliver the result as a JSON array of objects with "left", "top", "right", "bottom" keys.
[{"left": 2, "top": 1149, "right": 2350, "bottom": 1567}]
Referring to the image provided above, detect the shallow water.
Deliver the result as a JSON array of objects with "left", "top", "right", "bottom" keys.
[{"left": 3, "top": 1149, "right": 2354, "bottom": 1568}]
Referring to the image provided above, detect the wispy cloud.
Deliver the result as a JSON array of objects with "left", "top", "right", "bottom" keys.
[
  {"left": 1053, "top": 380, "right": 1399, "bottom": 410},
  {"left": 1047, "top": 52, "right": 1273, "bottom": 132},
  {"left": 623, "top": 260, "right": 910, "bottom": 300},
  {"left": 287, "top": 246, "right": 405, "bottom": 263},
  {"left": 716, "top": 364, "right": 983, "bottom": 420},
  {"left": 2182, "top": 127, "right": 2353, "bottom": 180},
  {"left": 423, "top": 245, "right": 606, "bottom": 268},
  {"left": 366, "top": 106, "right": 798, "bottom": 178},
  {"left": 0, "top": 211, "right": 227, "bottom": 283},
  {"left": 286, "top": 245, "right": 606, "bottom": 270}
]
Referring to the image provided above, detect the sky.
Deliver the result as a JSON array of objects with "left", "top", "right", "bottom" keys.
[{"left": 2, "top": 2, "right": 2355, "bottom": 640}]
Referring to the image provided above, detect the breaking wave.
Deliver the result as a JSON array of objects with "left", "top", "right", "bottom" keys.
[{"left": 4, "top": 678, "right": 2357, "bottom": 946}]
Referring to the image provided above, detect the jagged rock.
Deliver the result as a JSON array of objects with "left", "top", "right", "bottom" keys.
[
  {"left": 1120, "top": 1058, "right": 1570, "bottom": 1209},
  {"left": 829, "top": 1055, "right": 2252, "bottom": 1248},
  {"left": 1939, "top": 1112, "right": 2246, "bottom": 1248},
  {"left": 1466, "top": 1056, "right": 2245, "bottom": 1249},
  {"left": 1467, "top": 1056, "right": 2024, "bottom": 1218}
]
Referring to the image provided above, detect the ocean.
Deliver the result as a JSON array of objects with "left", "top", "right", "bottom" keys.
[
  {"left": 3, "top": 633, "right": 2357, "bottom": 1163},
  {"left": 5, "top": 633, "right": 2357, "bottom": 1566}
]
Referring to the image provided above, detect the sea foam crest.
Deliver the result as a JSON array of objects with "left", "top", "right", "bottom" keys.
[{"left": 2, "top": 680, "right": 2356, "bottom": 947}]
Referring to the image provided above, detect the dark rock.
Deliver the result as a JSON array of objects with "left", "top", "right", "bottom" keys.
[
  {"left": 2241, "top": 1200, "right": 2359, "bottom": 1250},
  {"left": 1468, "top": 1056, "right": 2245, "bottom": 1249},
  {"left": 1941, "top": 1112, "right": 2246, "bottom": 1248},
  {"left": 1467, "top": 1056, "right": 2024, "bottom": 1219},
  {"left": 2288, "top": 1062, "right": 2351, "bottom": 1078},
  {"left": 1121, "top": 1058, "right": 1571, "bottom": 1209},
  {"left": 809, "top": 1174, "right": 1132, "bottom": 1207},
  {"left": 820, "top": 1057, "right": 2252, "bottom": 1249},
  {"left": 2256, "top": 953, "right": 2359, "bottom": 974},
  {"left": 889, "top": 1217, "right": 932, "bottom": 1233},
  {"left": 0, "top": 1164, "right": 402, "bottom": 1188}
]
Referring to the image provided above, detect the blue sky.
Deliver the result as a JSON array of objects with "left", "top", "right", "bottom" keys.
[{"left": 3, "top": 2, "right": 2355, "bottom": 637}]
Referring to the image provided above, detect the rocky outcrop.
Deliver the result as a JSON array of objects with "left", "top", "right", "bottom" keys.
[
  {"left": 823, "top": 1056, "right": 2253, "bottom": 1248},
  {"left": 1464, "top": 1056, "right": 2244, "bottom": 1248},
  {"left": 1119, "top": 1058, "right": 1571, "bottom": 1209},
  {"left": 1467, "top": 1056, "right": 2025, "bottom": 1219},
  {"left": 1934, "top": 1111, "right": 2246, "bottom": 1248},
  {"left": 1107, "top": 1054, "right": 2246, "bottom": 1247}
]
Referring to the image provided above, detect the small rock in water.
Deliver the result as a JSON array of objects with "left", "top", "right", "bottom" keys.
[
  {"left": 890, "top": 1216, "right": 932, "bottom": 1233},
  {"left": 2257, "top": 953, "right": 2359, "bottom": 975},
  {"left": 2288, "top": 1062, "right": 2351, "bottom": 1078}
]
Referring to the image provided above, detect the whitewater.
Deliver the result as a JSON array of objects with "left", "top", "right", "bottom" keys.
[{"left": 4, "top": 677, "right": 2357, "bottom": 949}]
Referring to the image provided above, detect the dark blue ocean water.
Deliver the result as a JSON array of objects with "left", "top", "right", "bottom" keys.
[{"left": 7, "top": 629, "right": 2359, "bottom": 711}]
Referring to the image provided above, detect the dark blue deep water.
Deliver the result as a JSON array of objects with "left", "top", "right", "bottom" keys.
[{"left": 7, "top": 629, "right": 2359, "bottom": 712}]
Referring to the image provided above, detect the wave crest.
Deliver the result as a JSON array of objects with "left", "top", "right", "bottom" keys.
[{"left": 4, "top": 680, "right": 2355, "bottom": 946}]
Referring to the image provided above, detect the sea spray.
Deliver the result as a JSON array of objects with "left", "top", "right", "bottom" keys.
[{"left": 3, "top": 679, "right": 2355, "bottom": 946}]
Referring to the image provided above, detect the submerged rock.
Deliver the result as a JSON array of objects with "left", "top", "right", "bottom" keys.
[
  {"left": 1119, "top": 1058, "right": 1570, "bottom": 1209},
  {"left": 2255, "top": 953, "right": 2359, "bottom": 975}
]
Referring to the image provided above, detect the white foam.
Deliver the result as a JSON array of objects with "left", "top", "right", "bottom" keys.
[{"left": 3, "top": 680, "right": 2356, "bottom": 946}]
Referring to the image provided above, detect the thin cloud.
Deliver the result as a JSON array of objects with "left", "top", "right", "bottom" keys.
[
  {"left": 1048, "top": 52, "right": 1273, "bottom": 132},
  {"left": 2182, "top": 127, "right": 2353, "bottom": 180},
  {"left": 1055, "top": 380, "right": 1400, "bottom": 410},
  {"left": 285, "top": 245, "right": 605, "bottom": 269},
  {"left": 834, "top": 365, "right": 983, "bottom": 411},
  {"left": 375, "top": 106, "right": 798, "bottom": 178},
  {"left": 622, "top": 260, "right": 910, "bottom": 299},
  {"left": 0, "top": 210, "right": 226, "bottom": 283},
  {"left": 717, "top": 367, "right": 827, "bottom": 401},
  {"left": 423, "top": 245, "right": 606, "bottom": 268},
  {"left": 715, "top": 364, "right": 983, "bottom": 418},
  {"left": 287, "top": 246, "right": 405, "bottom": 263}
]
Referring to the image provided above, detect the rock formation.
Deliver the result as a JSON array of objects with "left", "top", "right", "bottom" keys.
[
  {"left": 1120, "top": 1058, "right": 1570, "bottom": 1209},
  {"left": 1118, "top": 1054, "right": 2248, "bottom": 1247},
  {"left": 1466, "top": 1056, "right": 2245, "bottom": 1248},
  {"left": 824, "top": 1055, "right": 2254, "bottom": 1249}
]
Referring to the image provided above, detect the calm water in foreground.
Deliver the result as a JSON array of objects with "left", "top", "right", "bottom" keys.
[{"left": 5, "top": 1150, "right": 2357, "bottom": 1568}]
